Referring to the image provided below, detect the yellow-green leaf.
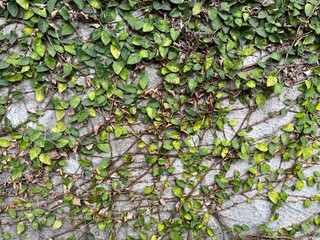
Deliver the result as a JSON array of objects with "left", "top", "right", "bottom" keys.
[
  {"left": 114, "top": 124, "right": 123, "bottom": 138},
  {"left": 39, "top": 153, "right": 52, "bottom": 165},
  {"left": 165, "top": 73, "right": 180, "bottom": 84},
  {"left": 143, "top": 186, "right": 153, "bottom": 194},
  {"left": 282, "top": 123, "right": 294, "bottom": 132},
  {"left": 127, "top": 53, "right": 142, "bottom": 65},
  {"left": 101, "top": 30, "right": 111, "bottom": 45},
  {"left": 146, "top": 106, "right": 156, "bottom": 119},
  {"left": 302, "top": 146, "right": 313, "bottom": 160},
  {"left": 16, "top": 0, "right": 29, "bottom": 10},
  {"left": 30, "top": 147, "right": 41, "bottom": 160},
  {"left": 17, "top": 222, "right": 25, "bottom": 234},
  {"left": 0, "top": 139, "right": 10, "bottom": 148},
  {"left": 52, "top": 219, "right": 63, "bottom": 230},
  {"left": 268, "top": 191, "right": 279, "bottom": 204},
  {"left": 33, "top": 7, "right": 47, "bottom": 18},
  {"left": 51, "top": 122, "right": 67, "bottom": 133},
  {"left": 97, "top": 143, "right": 109, "bottom": 153},
  {"left": 157, "top": 223, "right": 165, "bottom": 232},
  {"left": 35, "top": 44, "right": 45, "bottom": 57},
  {"left": 110, "top": 45, "right": 121, "bottom": 59},
  {"left": 192, "top": 3, "right": 202, "bottom": 15},
  {"left": 172, "top": 186, "right": 183, "bottom": 198},
  {"left": 35, "top": 88, "right": 45, "bottom": 103},
  {"left": 266, "top": 75, "right": 278, "bottom": 87},
  {"left": 255, "top": 142, "right": 268, "bottom": 152},
  {"left": 256, "top": 93, "right": 266, "bottom": 108},
  {"left": 305, "top": 3, "right": 314, "bottom": 17}
]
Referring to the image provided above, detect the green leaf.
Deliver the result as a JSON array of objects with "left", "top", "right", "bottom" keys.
[
  {"left": 101, "top": 30, "right": 111, "bottom": 45},
  {"left": 296, "top": 180, "right": 304, "bottom": 191},
  {"left": 112, "top": 61, "right": 124, "bottom": 75},
  {"left": 29, "top": 147, "right": 41, "bottom": 160},
  {"left": 268, "top": 191, "right": 280, "bottom": 204},
  {"left": 76, "top": 110, "right": 89, "bottom": 122},
  {"left": 172, "top": 186, "right": 183, "bottom": 198},
  {"left": 302, "top": 146, "right": 313, "bottom": 159},
  {"left": 188, "top": 78, "right": 198, "bottom": 92},
  {"left": 256, "top": 93, "right": 266, "bottom": 108},
  {"left": 39, "top": 153, "right": 52, "bottom": 165},
  {"left": 192, "top": 3, "right": 202, "bottom": 15},
  {"left": 3, "top": 232, "right": 12, "bottom": 239},
  {"left": 16, "top": 0, "right": 29, "bottom": 10},
  {"left": 166, "top": 62, "right": 179, "bottom": 72},
  {"left": 221, "top": 2, "right": 230, "bottom": 11},
  {"left": 127, "top": 53, "right": 142, "bottom": 65},
  {"left": 170, "top": 28, "right": 180, "bottom": 41},
  {"left": 44, "top": 56, "right": 56, "bottom": 70},
  {"left": 157, "top": 223, "right": 165, "bottom": 232},
  {"left": 155, "top": 20, "right": 169, "bottom": 32},
  {"left": 63, "top": 64, "right": 72, "bottom": 75},
  {"left": 6, "top": 73, "right": 23, "bottom": 82},
  {"left": 33, "top": 7, "right": 47, "bottom": 18},
  {"left": 165, "top": 73, "right": 180, "bottom": 84},
  {"left": 0, "top": 139, "right": 10, "bottom": 148},
  {"left": 17, "top": 222, "right": 25, "bottom": 235},
  {"left": 248, "top": 166, "right": 258, "bottom": 175},
  {"left": 140, "top": 231, "right": 147, "bottom": 240},
  {"left": 266, "top": 75, "right": 278, "bottom": 87},
  {"left": 51, "top": 122, "right": 67, "bottom": 133},
  {"left": 139, "top": 73, "right": 149, "bottom": 89},
  {"left": 270, "top": 51, "right": 282, "bottom": 61},
  {"left": 303, "top": 34, "right": 315, "bottom": 45},
  {"left": 255, "top": 142, "right": 268, "bottom": 152},
  {"left": 143, "top": 22, "right": 154, "bottom": 32},
  {"left": 215, "top": 175, "right": 228, "bottom": 189},
  {"left": 143, "top": 186, "right": 153, "bottom": 194},
  {"left": 64, "top": 45, "right": 76, "bottom": 55},
  {"left": 282, "top": 123, "right": 294, "bottom": 132},
  {"left": 305, "top": 3, "right": 314, "bottom": 17},
  {"left": 35, "top": 88, "right": 45, "bottom": 103},
  {"left": 0, "top": 62, "right": 10, "bottom": 70},
  {"left": 246, "top": 80, "right": 256, "bottom": 88},
  {"left": 146, "top": 107, "right": 156, "bottom": 119},
  {"left": 35, "top": 44, "right": 46, "bottom": 57},
  {"left": 304, "top": 199, "right": 312, "bottom": 208},
  {"left": 52, "top": 219, "right": 62, "bottom": 230},
  {"left": 59, "top": 6, "right": 69, "bottom": 20},
  {"left": 61, "top": 22, "right": 75, "bottom": 36},
  {"left": 8, "top": 2, "right": 19, "bottom": 17},
  {"left": 114, "top": 124, "right": 123, "bottom": 138},
  {"left": 97, "top": 143, "right": 109, "bottom": 153},
  {"left": 301, "top": 222, "right": 312, "bottom": 234},
  {"left": 47, "top": 0, "right": 57, "bottom": 13},
  {"left": 70, "top": 96, "right": 81, "bottom": 108},
  {"left": 110, "top": 45, "right": 121, "bottom": 59}
]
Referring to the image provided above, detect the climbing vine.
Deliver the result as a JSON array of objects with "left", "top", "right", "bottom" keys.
[{"left": 0, "top": 0, "right": 320, "bottom": 239}]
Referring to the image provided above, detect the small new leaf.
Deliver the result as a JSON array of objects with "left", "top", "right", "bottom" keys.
[
  {"left": 110, "top": 45, "right": 121, "bottom": 59},
  {"left": 0, "top": 139, "right": 10, "bottom": 148},
  {"left": 39, "top": 153, "right": 52, "bottom": 165},
  {"left": 255, "top": 142, "right": 268, "bottom": 152},
  {"left": 268, "top": 191, "right": 280, "bottom": 204},
  {"left": 52, "top": 219, "right": 62, "bottom": 230},
  {"left": 172, "top": 186, "right": 183, "bottom": 198},
  {"left": 266, "top": 75, "right": 278, "bottom": 87},
  {"left": 17, "top": 222, "right": 25, "bottom": 235}
]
